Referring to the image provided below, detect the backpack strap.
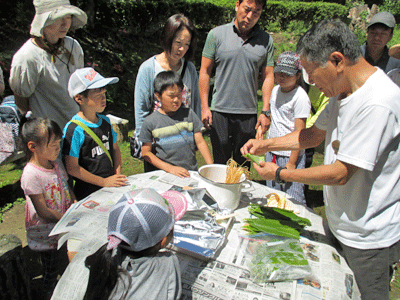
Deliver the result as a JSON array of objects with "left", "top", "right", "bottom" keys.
[{"left": 70, "top": 119, "right": 113, "bottom": 167}]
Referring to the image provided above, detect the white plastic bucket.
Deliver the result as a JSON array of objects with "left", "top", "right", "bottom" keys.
[{"left": 197, "top": 164, "right": 245, "bottom": 212}]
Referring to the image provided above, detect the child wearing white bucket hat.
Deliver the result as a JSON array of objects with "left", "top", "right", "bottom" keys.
[
  {"left": 83, "top": 188, "right": 187, "bottom": 300},
  {"left": 9, "top": 0, "right": 87, "bottom": 130}
]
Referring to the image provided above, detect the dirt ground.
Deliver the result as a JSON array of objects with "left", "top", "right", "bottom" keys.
[{"left": 0, "top": 203, "right": 27, "bottom": 246}]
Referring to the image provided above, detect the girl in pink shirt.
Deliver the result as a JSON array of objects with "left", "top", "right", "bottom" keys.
[{"left": 20, "top": 112, "right": 75, "bottom": 299}]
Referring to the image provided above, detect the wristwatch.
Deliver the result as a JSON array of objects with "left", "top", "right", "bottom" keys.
[
  {"left": 261, "top": 110, "right": 271, "bottom": 118},
  {"left": 275, "top": 167, "right": 287, "bottom": 185}
]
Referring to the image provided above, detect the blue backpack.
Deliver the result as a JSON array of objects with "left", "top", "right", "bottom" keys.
[
  {"left": 0, "top": 96, "right": 23, "bottom": 163},
  {"left": 0, "top": 95, "right": 22, "bottom": 127}
]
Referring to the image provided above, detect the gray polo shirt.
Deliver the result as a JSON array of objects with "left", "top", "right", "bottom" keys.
[{"left": 202, "top": 20, "right": 274, "bottom": 114}]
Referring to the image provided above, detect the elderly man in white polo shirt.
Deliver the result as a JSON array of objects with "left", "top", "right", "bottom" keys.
[{"left": 242, "top": 19, "right": 400, "bottom": 300}]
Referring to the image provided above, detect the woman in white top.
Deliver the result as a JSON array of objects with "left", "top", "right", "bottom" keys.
[{"left": 10, "top": 0, "right": 87, "bottom": 130}]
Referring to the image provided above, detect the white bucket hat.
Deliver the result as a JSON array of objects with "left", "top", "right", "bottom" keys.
[{"left": 30, "top": 0, "right": 87, "bottom": 37}]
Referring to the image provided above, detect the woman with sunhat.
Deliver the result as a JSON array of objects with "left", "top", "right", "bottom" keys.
[{"left": 9, "top": 0, "right": 87, "bottom": 130}]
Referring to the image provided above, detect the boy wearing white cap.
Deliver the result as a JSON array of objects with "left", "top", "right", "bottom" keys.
[
  {"left": 360, "top": 11, "right": 400, "bottom": 73},
  {"left": 62, "top": 68, "right": 127, "bottom": 200},
  {"left": 10, "top": 0, "right": 88, "bottom": 130}
]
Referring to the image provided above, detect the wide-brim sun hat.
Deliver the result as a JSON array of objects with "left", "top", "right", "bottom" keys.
[
  {"left": 30, "top": 0, "right": 87, "bottom": 37},
  {"left": 107, "top": 188, "right": 188, "bottom": 252}
]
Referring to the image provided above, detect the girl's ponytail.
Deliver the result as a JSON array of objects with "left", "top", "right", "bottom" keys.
[
  {"left": 18, "top": 111, "right": 32, "bottom": 140},
  {"left": 83, "top": 244, "right": 130, "bottom": 300},
  {"left": 18, "top": 114, "right": 62, "bottom": 159}
]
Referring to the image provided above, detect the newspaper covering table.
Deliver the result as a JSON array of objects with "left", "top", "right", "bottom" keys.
[{"left": 50, "top": 170, "right": 360, "bottom": 300}]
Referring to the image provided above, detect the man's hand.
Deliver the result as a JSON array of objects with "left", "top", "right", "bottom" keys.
[
  {"left": 255, "top": 125, "right": 264, "bottom": 140},
  {"left": 255, "top": 114, "right": 270, "bottom": 139},
  {"left": 253, "top": 161, "right": 279, "bottom": 181},
  {"left": 202, "top": 108, "right": 213, "bottom": 130},
  {"left": 104, "top": 174, "right": 128, "bottom": 187},
  {"left": 241, "top": 138, "right": 268, "bottom": 156}
]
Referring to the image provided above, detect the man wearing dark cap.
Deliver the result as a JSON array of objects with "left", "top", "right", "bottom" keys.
[{"left": 361, "top": 11, "right": 400, "bottom": 73}]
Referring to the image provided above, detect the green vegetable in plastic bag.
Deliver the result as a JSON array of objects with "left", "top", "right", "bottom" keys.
[{"left": 248, "top": 238, "right": 312, "bottom": 282}]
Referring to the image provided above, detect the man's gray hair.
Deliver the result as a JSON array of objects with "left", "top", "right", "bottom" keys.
[{"left": 296, "top": 19, "right": 362, "bottom": 67}]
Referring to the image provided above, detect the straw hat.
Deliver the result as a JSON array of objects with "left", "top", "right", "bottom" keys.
[
  {"left": 389, "top": 44, "right": 400, "bottom": 60},
  {"left": 30, "top": 0, "right": 87, "bottom": 37}
]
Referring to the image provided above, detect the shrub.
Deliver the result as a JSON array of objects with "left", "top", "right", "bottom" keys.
[{"left": 1, "top": 0, "right": 349, "bottom": 127}]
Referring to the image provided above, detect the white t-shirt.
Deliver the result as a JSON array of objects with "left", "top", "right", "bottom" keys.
[
  {"left": 10, "top": 37, "right": 84, "bottom": 129},
  {"left": 388, "top": 68, "right": 400, "bottom": 87},
  {"left": 315, "top": 68, "right": 400, "bottom": 249},
  {"left": 269, "top": 85, "right": 310, "bottom": 157}
]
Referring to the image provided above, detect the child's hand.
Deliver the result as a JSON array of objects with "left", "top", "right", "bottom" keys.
[
  {"left": 104, "top": 174, "right": 128, "bottom": 187},
  {"left": 169, "top": 166, "right": 190, "bottom": 178}
]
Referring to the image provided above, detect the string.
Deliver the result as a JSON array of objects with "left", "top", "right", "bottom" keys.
[{"left": 53, "top": 40, "right": 75, "bottom": 73}]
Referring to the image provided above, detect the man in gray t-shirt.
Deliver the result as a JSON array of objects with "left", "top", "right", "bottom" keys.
[{"left": 199, "top": 0, "right": 274, "bottom": 167}]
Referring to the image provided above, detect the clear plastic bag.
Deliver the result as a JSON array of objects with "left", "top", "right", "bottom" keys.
[{"left": 240, "top": 234, "right": 313, "bottom": 282}]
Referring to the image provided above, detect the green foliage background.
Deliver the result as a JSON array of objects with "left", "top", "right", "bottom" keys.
[
  {"left": 0, "top": 0, "right": 398, "bottom": 127},
  {"left": 0, "top": 0, "right": 349, "bottom": 126}
]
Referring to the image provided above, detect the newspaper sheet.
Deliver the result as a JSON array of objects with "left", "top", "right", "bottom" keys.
[{"left": 51, "top": 171, "right": 360, "bottom": 300}]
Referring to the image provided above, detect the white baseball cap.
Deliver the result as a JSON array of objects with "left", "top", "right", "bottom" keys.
[{"left": 68, "top": 67, "right": 119, "bottom": 98}]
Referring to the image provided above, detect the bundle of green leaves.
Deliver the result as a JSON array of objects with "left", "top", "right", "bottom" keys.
[{"left": 243, "top": 204, "right": 311, "bottom": 239}]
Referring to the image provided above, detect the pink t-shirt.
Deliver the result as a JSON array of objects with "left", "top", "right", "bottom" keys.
[{"left": 21, "top": 159, "right": 73, "bottom": 250}]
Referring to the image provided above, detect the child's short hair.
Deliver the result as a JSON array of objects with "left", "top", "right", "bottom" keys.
[
  {"left": 68, "top": 67, "right": 119, "bottom": 99},
  {"left": 19, "top": 112, "right": 62, "bottom": 159},
  {"left": 154, "top": 71, "right": 184, "bottom": 96}
]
